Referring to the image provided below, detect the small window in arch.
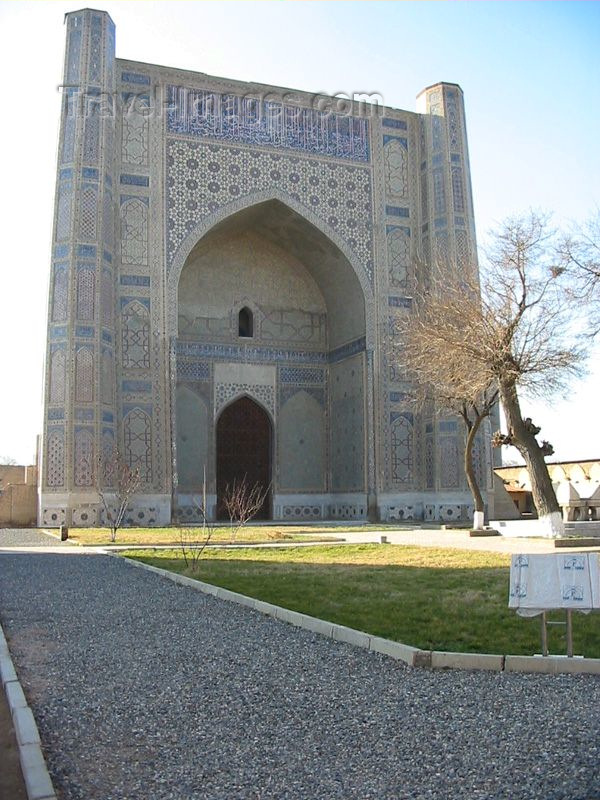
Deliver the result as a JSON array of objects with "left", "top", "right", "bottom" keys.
[{"left": 238, "top": 307, "right": 253, "bottom": 338}]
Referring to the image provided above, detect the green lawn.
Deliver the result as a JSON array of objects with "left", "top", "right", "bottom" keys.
[
  {"left": 121, "top": 543, "right": 600, "bottom": 657},
  {"left": 68, "top": 526, "right": 345, "bottom": 546}
]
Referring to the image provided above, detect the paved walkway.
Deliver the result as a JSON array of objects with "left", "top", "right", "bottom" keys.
[
  {"left": 1, "top": 530, "right": 599, "bottom": 799},
  {"left": 2, "top": 526, "right": 588, "bottom": 557}
]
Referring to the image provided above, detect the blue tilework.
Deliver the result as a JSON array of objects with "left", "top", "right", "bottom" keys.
[
  {"left": 120, "top": 297, "right": 150, "bottom": 310},
  {"left": 176, "top": 340, "right": 328, "bottom": 365},
  {"left": 49, "top": 327, "right": 68, "bottom": 340},
  {"left": 382, "top": 117, "right": 407, "bottom": 130},
  {"left": 77, "top": 245, "right": 97, "bottom": 258},
  {"left": 48, "top": 409, "right": 65, "bottom": 420},
  {"left": 386, "top": 224, "right": 410, "bottom": 236},
  {"left": 75, "top": 326, "right": 94, "bottom": 338},
  {"left": 75, "top": 408, "right": 95, "bottom": 421},
  {"left": 122, "top": 380, "right": 152, "bottom": 393},
  {"left": 102, "top": 411, "right": 114, "bottom": 422},
  {"left": 385, "top": 206, "right": 409, "bottom": 218},
  {"left": 383, "top": 135, "right": 407, "bottom": 148},
  {"left": 166, "top": 86, "right": 370, "bottom": 163},
  {"left": 176, "top": 361, "right": 210, "bottom": 381},
  {"left": 120, "top": 174, "right": 150, "bottom": 187},
  {"left": 120, "top": 275, "right": 151, "bottom": 286},
  {"left": 280, "top": 367, "right": 325, "bottom": 384},
  {"left": 121, "top": 72, "right": 151, "bottom": 85},
  {"left": 329, "top": 336, "right": 366, "bottom": 364}
]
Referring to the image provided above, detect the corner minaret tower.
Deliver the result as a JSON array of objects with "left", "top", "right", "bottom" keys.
[{"left": 40, "top": 10, "right": 117, "bottom": 526}]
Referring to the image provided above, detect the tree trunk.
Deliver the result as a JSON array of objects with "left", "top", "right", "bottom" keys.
[
  {"left": 464, "top": 414, "right": 485, "bottom": 529},
  {"left": 499, "top": 380, "right": 563, "bottom": 537}
]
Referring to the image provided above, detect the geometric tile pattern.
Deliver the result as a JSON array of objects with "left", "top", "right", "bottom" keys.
[{"left": 166, "top": 140, "right": 374, "bottom": 282}]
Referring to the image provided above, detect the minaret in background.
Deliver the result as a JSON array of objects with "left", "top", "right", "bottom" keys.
[{"left": 40, "top": 10, "right": 117, "bottom": 526}]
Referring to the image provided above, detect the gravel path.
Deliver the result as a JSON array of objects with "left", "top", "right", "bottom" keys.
[
  {"left": 0, "top": 551, "right": 599, "bottom": 800},
  {"left": 0, "top": 527, "right": 71, "bottom": 548}
]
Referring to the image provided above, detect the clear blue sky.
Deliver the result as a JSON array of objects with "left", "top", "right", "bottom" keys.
[{"left": 0, "top": 0, "right": 598, "bottom": 464}]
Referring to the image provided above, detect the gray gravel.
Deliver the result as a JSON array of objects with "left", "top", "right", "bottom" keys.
[
  {"left": 0, "top": 551, "right": 599, "bottom": 800},
  {"left": 0, "top": 527, "right": 69, "bottom": 547}
]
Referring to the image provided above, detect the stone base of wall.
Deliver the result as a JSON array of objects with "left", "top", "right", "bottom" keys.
[
  {"left": 39, "top": 493, "right": 172, "bottom": 528},
  {"left": 41, "top": 491, "right": 494, "bottom": 526},
  {"left": 378, "top": 492, "right": 487, "bottom": 523}
]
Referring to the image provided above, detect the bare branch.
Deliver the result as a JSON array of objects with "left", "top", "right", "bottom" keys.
[{"left": 97, "top": 447, "right": 141, "bottom": 543}]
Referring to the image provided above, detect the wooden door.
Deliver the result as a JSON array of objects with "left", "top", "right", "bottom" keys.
[{"left": 216, "top": 396, "right": 272, "bottom": 520}]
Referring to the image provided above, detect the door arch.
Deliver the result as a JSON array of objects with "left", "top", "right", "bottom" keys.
[{"left": 216, "top": 396, "right": 272, "bottom": 520}]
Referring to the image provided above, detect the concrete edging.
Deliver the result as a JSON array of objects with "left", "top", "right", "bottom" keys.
[
  {"left": 0, "top": 624, "right": 57, "bottom": 800},
  {"left": 116, "top": 553, "right": 600, "bottom": 675}
]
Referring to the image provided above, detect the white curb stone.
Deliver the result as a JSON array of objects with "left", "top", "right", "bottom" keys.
[
  {"left": 19, "top": 743, "right": 57, "bottom": 800},
  {"left": 0, "top": 648, "right": 18, "bottom": 686},
  {"left": 331, "top": 624, "right": 371, "bottom": 649},
  {"left": 431, "top": 651, "right": 505, "bottom": 671},
  {"left": 504, "top": 655, "right": 600, "bottom": 675},
  {"left": 14, "top": 706, "right": 42, "bottom": 746},
  {"left": 369, "top": 635, "right": 427, "bottom": 667},
  {"left": 0, "top": 619, "right": 57, "bottom": 799},
  {"left": 5, "top": 679, "right": 27, "bottom": 709}
]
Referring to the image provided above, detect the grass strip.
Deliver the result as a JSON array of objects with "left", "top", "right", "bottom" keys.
[{"left": 120, "top": 543, "right": 600, "bottom": 658}]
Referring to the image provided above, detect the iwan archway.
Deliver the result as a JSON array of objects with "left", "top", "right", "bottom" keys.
[
  {"left": 174, "top": 198, "right": 373, "bottom": 521},
  {"left": 216, "top": 396, "right": 272, "bottom": 520}
]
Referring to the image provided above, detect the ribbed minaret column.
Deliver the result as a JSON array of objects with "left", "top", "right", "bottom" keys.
[
  {"left": 40, "top": 9, "right": 117, "bottom": 527},
  {"left": 416, "top": 82, "right": 477, "bottom": 279},
  {"left": 416, "top": 82, "right": 493, "bottom": 512}
]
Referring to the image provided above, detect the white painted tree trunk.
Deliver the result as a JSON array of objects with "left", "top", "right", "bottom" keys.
[
  {"left": 537, "top": 510, "right": 565, "bottom": 538},
  {"left": 473, "top": 510, "right": 485, "bottom": 531}
]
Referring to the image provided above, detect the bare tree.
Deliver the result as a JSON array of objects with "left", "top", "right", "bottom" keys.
[
  {"left": 400, "top": 276, "right": 498, "bottom": 530},
  {"left": 400, "top": 212, "right": 585, "bottom": 536},
  {"left": 557, "top": 211, "right": 600, "bottom": 335},
  {"left": 483, "top": 212, "right": 586, "bottom": 535},
  {"left": 222, "top": 477, "right": 270, "bottom": 543},
  {"left": 0, "top": 455, "right": 18, "bottom": 465},
  {"left": 178, "top": 468, "right": 213, "bottom": 572},
  {"left": 97, "top": 447, "right": 141, "bottom": 543}
]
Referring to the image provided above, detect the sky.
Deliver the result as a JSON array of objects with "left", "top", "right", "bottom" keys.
[{"left": 0, "top": 0, "right": 598, "bottom": 465}]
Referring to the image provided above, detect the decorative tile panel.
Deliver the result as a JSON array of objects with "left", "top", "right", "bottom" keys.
[
  {"left": 167, "top": 86, "right": 370, "bottom": 162},
  {"left": 121, "top": 197, "right": 148, "bottom": 265},
  {"left": 47, "top": 430, "right": 65, "bottom": 487},
  {"left": 121, "top": 300, "right": 150, "bottom": 368},
  {"left": 215, "top": 382, "right": 274, "bottom": 415},
  {"left": 124, "top": 407, "right": 153, "bottom": 482},
  {"left": 75, "top": 347, "right": 94, "bottom": 402},
  {"left": 383, "top": 137, "right": 408, "bottom": 198},
  {"left": 166, "top": 140, "right": 373, "bottom": 281},
  {"left": 74, "top": 428, "right": 95, "bottom": 486}
]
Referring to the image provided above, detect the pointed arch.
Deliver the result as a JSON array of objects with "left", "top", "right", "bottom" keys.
[
  {"left": 75, "top": 347, "right": 94, "bottom": 402},
  {"left": 216, "top": 395, "right": 272, "bottom": 520},
  {"left": 166, "top": 190, "right": 374, "bottom": 345}
]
